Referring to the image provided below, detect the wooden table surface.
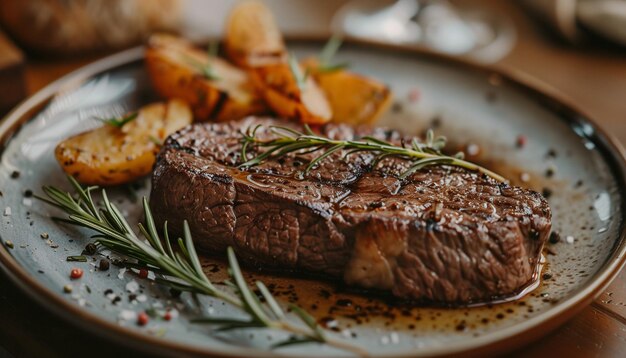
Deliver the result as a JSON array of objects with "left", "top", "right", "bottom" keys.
[{"left": 1, "top": 1, "right": 626, "bottom": 357}]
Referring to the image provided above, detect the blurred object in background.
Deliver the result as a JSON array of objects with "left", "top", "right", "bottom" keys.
[
  {"left": 181, "top": 0, "right": 514, "bottom": 64},
  {"left": 522, "top": 0, "right": 626, "bottom": 46},
  {"left": 332, "top": 0, "right": 516, "bottom": 63},
  {"left": 0, "top": 30, "right": 25, "bottom": 114},
  {"left": 0, "top": 0, "right": 181, "bottom": 56}
]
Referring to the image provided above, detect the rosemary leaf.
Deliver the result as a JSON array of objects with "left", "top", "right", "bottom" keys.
[
  {"left": 318, "top": 35, "right": 349, "bottom": 73},
  {"left": 66, "top": 255, "right": 88, "bottom": 262},
  {"left": 289, "top": 54, "right": 308, "bottom": 91},
  {"left": 97, "top": 112, "right": 138, "bottom": 128},
  {"left": 238, "top": 125, "right": 506, "bottom": 183},
  {"left": 37, "top": 176, "right": 366, "bottom": 357}
]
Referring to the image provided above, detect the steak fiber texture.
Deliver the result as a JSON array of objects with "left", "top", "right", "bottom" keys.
[{"left": 150, "top": 117, "right": 551, "bottom": 304}]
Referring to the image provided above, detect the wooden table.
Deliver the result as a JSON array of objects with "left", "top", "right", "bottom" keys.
[{"left": 1, "top": 1, "right": 626, "bottom": 357}]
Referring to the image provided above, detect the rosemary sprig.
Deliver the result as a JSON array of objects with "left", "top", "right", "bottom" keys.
[
  {"left": 185, "top": 42, "right": 220, "bottom": 81},
  {"left": 37, "top": 176, "right": 366, "bottom": 357},
  {"left": 288, "top": 54, "right": 308, "bottom": 91},
  {"left": 97, "top": 112, "right": 138, "bottom": 128},
  {"left": 239, "top": 125, "right": 506, "bottom": 182},
  {"left": 318, "top": 35, "right": 349, "bottom": 73}
]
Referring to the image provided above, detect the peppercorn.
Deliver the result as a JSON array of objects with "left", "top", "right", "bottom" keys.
[
  {"left": 98, "top": 259, "right": 110, "bottom": 271},
  {"left": 163, "top": 311, "right": 172, "bottom": 321},
  {"left": 70, "top": 268, "right": 83, "bottom": 279},
  {"left": 137, "top": 312, "right": 149, "bottom": 326},
  {"left": 84, "top": 243, "right": 97, "bottom": 255}
]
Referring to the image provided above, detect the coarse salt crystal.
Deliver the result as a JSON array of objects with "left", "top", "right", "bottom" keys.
[
  {"left": 390, "top": 332, "right": 399, "bottom": 344},
  {"left": 566, "top": 235, "right": 575, "bottom": 244},
  {"left": 3, "top": 207, "right": 11, "bottom": 216},
  {"left": 118, "top": 267, "right": 127, "bottom": 280},
  {"left": 119, "top": 310, "right": 137, "bottom": 321},
  {"left": 125, "top": 280, "right": 139, "bottom": 293},
  {"left": 22, "top": 198, "right": 32, "bottom": 206},
  {"left": 136, "top": 294, "right": 148, "bottom": 302}
]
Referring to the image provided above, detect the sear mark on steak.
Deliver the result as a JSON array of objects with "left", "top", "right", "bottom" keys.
[{"left": 149, "top": 117, "right": 551, "bottom": 304}]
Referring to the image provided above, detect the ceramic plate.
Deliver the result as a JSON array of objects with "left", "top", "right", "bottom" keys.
[{"left": 1, "top": 42, "right": 625, "bottom": 357}]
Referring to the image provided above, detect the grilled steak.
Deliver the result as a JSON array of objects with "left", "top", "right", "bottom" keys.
[{"left": 150, "top": 117, "right": 551, "bottom": 304}]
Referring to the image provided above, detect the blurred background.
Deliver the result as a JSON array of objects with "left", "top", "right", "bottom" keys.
[
  {"left": 0, "top": 0, "right": 625, "bottom": 356},
  {"left": 0, "top": 0, "right": 625, "bottom": 135}
]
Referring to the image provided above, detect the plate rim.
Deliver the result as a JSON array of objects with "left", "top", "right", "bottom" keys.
[{"left": 1, "top": 40, "right": 625, "bottom": 358}]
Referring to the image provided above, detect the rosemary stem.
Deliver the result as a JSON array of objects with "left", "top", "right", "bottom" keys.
[
  {"left": 250, "top": 135, "right": 507, "bottom": 183},
  {"left": 39, "top": 176, "right": 366, "bottom": 356}
]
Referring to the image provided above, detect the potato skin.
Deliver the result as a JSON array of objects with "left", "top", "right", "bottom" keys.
[
  {"left": 303, "top": 59, "right": 393, "bottom": 126},
  {"left": 222, "top": 2, "right": 332, "bottom": 124},
  {"left": 55, "top": 99, "right": 192, "bottom": 186},
  {"left": 249, "top": 63, "right": 332, "bottom": 125},
  {"left": 145, "top": 34, "right": 266, "bottom": 122},
  {"left": 223, "top": 0, "right": 286, "bottom": 68}
]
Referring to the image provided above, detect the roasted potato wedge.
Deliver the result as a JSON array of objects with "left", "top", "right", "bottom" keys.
[
  {"left": 55, "top": 99, "right": 192, "bottom": 186},
  {"left": 224, "top": 2, "right": 332, "bottom": 124},
  {"left": 303, "top": 59, "right": 393, "bottom": 126},
  {"left": 224, "top": 0, "right": 286, "bottom": 68},
  {"left": 249, "top": 62, "right": 332, "bottom": 124},
  {"left": 145, "top": 34, "right": 265, "bottom": 122}
]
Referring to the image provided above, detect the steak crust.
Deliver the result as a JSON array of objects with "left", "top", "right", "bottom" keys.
[{"left": 150, "top": 117, "right": 551, "bottom": 304}]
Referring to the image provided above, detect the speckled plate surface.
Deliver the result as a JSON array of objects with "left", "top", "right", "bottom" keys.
[{"left": 0, "top": 42, "right": 625, "bottom": 357}]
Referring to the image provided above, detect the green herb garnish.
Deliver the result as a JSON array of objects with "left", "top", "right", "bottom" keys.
[
  {"left": 318, "top": 36, "right": 349, "bottom": 73},
  {"left": 37, "top": 176, "right": 366, "bottom": 357},
  {"left": 208, "top": 40, "right": 219, "bottom": 58},
  {"left": 185, "top": 42, "right": 220, "bottom": 81},
  {"left": 148, "top": 135, "right": 164, "bottom": 146},
  {"left": 98, "top": 112, "right": 138, "bottom": 128},
  {"left": 239, "top": 125, "right": 506, "bottom": 182},
  {"left": 66, "top": 255, "right": 88, "bottom": 262},
  {"left": 288, "top": 54, "right": 308, "bottom": 91}
]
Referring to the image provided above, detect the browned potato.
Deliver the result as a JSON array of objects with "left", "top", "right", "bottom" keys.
[
  {"left": 249, "top": 62, "right": 332, "bottom": 124},
  {"left": 303, "top": 59, "right": 393, "bottom": 126},
  {"left": 55, "top": 99, "right": 192, "bottom": 186},
  {"left": 223, "top": 2, "right": 332, "bottom": 124},
  {"left": 145, "top": 34, "right": 266, "bottom": 122},
  {"left": 223, "top": 0, "right": 286, "bottom": 68}
]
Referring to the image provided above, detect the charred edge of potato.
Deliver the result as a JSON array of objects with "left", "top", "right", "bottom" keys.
[
  {"left": 55, "top": 99, "right": 192, "bottom": 186},
  {"left": 145, "top": 34, "right": 266, "bottom": 122},
  {"left": 249, "top": 63, "right": 332, "bottom": 125},
  {"left": 303, "top": 59, "right": 393, "bottom": 126},
  {"left": 223, "top": 0, "right": 286, "bottom": 68}
]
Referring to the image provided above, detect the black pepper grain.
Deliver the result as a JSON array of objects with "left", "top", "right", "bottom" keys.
[
  {"left": 84, "top": 243, "right": 97, "bottom": 255},
  {"left": 10, "top": 171, "right": 20, "bottom": 179},
  {"left": 98, "top": 259, "right": 110, "bottom": 271},
  {"left": 549, "top": 231, "right": 561, "bottom": 244},
  {"left": 542, "top": 273, "right": 553, "bottom": 280},
  {"left": 542, "top": 188, "right": 552, "bottom": 199},
  {"left": 170, "top": 288, "right": 182, "bottom": 298}
]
